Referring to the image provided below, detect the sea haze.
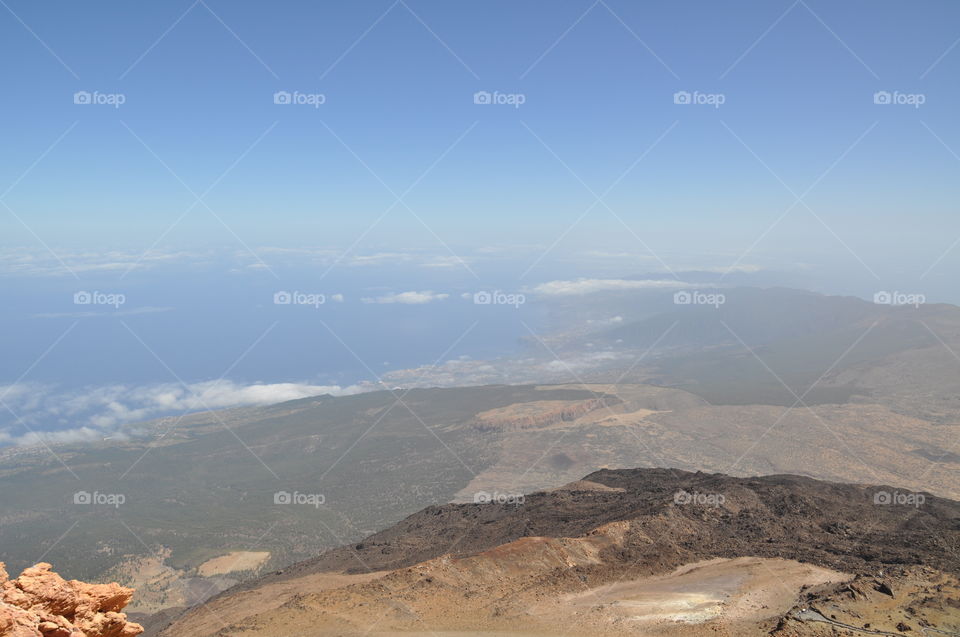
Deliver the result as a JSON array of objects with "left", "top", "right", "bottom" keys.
[{"left": 0, "top": 253, "right": 546, "bottom": 442}]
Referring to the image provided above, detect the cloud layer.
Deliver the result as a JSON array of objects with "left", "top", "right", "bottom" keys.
[
  {"left": 0, "top": 380, "right": 368, "bottom": 447},
  {"left": 361, "top": 290, "right": 450, "bottom": 304},
  {"left": 532, "top": 278, "right": 691, "bottom": 296}
]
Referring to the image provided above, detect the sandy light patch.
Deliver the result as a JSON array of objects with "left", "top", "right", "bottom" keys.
[{"left": 197, "top": 551, "right": 271, "bottom": 576}]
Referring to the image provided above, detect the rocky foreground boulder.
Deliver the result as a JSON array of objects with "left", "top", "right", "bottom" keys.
[{"left": 0, "top": 562, "right": 142, "bottom": 637}]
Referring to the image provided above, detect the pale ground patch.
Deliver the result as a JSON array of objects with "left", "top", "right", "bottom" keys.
[
  {"left": 196, "top": 551, "right": 271, "bottom": 576},
  {"left": 551, "top": 557, "right": 851, "bottom": 631}
]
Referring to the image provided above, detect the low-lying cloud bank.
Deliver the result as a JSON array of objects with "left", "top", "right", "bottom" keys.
[
  {"left": 0, "top": 380, "right": 369, "bottom": 447},
  {"left": 532, "top": 278, "right": 692, "bottom": 296},
  {"left": 361, "top": 290, "right": 450, "bottom": 304}
]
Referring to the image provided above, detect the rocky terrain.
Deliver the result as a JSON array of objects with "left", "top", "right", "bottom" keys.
[
  {"left": 0, "top": 562, "right": 142, "bottom": 637},
  {"left": 156, "top": 468, "right": 960, "bottom": 636},
  {"left": 3, "top": 380, "right": 958, "bottom": 628}
]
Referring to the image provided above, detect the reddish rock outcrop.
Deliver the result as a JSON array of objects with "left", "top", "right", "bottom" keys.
[{"left": 0, "top": 562, "right": 142, "bottom": 637}]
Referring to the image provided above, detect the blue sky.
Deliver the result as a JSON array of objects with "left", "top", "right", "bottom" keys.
[
  {"left": 2, "top": 0, "right": 959, "bottom": 275},
  {"left": 3, "top": 1, "right": 960, "bottom": 442}
]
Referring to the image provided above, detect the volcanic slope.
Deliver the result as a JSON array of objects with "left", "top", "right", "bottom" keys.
[{"left": 159, "top": 468, "right": 960, "bottom": 637}]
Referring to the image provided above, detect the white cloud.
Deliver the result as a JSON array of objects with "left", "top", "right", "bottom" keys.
[
  {"left": 32, "top": 306, "right": 174, "bottom": 319},
  {"left": 419, "top": 256, "right": 469, "bottom": 268},
  {"left": 586, "top": 315, "right": 624, "bottom": 326},
  {"left": 684, "top": 264, "right": 763, "bottom": 274},
  {"left": 0, "top": 380, "right": 370, "bottom": 447},
  {"left": 532, "top": 278, "right": 691, "bottom": 296},
  {"left": 0, "top": 248, "right": 207, "bottom": 277},
  {"left": 361, "top": 291, "right": 449, "bottom": 304},
  {"left": 348, "top": 252, "right": 414, "bottom": 267}
]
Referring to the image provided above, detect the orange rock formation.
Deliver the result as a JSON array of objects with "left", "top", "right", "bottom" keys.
[{"left": 0, "top": 562, "right": 142, "bottom": 637}]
